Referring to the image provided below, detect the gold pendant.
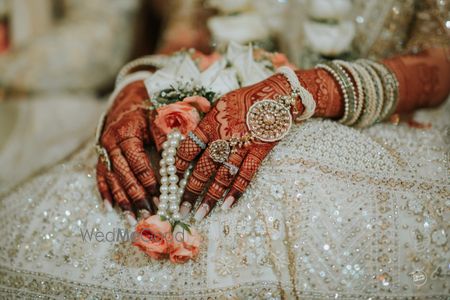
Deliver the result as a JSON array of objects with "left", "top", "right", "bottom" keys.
[{"left": 246, "top": 99, "right": 292, "bottom": 142}]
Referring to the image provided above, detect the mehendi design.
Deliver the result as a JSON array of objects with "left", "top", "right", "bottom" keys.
[{"left": 96, "top": 80, "right": 158, "bottom": 217}]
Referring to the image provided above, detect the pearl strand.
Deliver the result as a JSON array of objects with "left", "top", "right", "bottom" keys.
[{"left": 157, "top": 129, "right": 190, "bottom": 222}]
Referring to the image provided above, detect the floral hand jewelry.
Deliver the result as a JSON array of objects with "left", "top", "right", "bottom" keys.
[
  {"left": 208, "top": 66, "right": 316, "bottom": 164},
  {"left": 171, "top": 67, "right": 317, "bottom": 222}
]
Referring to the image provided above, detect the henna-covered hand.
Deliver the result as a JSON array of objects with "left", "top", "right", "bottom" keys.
[
  {"left": 174, "top": 47, "right": 450, "bottom": 221},
  {"left": 174, "top": 73, "right": 304, "bottom": 221},
  {"left": 96, "top": 81, "right": 159, "bottom": 222}
]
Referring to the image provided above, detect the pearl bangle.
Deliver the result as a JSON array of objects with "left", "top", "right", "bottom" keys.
[
  {"left": 277, "top": 66, "right": 316, "bottom": 122},
  {"left": 333, "top": 60, "right": 364, "bottom": 126},
  {"left": 358, "top": 59, "right": 399, "bottom": 121},
  {"left": 351, "top": 62, "right": 377, "bottom": 128},
  {"left": 356, "top": 60, "right": 385, "bottom": 126},
  {"left": 316, "top": 62, "right": 356, "bottom": 125}
]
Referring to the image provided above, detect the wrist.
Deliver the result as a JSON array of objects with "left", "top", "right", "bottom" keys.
[
  {"left": 275, "top": 67, "right": 316, "bottom": 123},
  {"left": 295, "top": 69, "right": 344, "bottom": 119}
]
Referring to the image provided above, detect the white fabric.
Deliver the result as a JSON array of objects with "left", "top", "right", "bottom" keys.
[
  {"left": 0, "top": 99, "right": 448, "bottom": 298},
  {"left": 0, "top": 94, "right": 104, "bottom": 194}
]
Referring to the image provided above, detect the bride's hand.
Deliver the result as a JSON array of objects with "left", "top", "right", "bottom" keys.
[
  {"left": 174, "top": 74, "right": 301, "bottom": 221},
  {"left": 96, "top": 81, "right": 158, "bottom": 221}
]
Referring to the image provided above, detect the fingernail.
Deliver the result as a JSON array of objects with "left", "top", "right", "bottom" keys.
[
  {"left": 152, "top": 196, "right": 160, "bottom": 207},
  {"left": 124, "top": 211, "right": 137, "bottom": 226},
  {"left": 103, "top": 200, "right": 113, "bottom": 212},
  {"left": 194, "top": 203, "right": 210, "bottom": 222},
  {"left": 221, "top": 196, "right": 234, "bottom": 211},
  {"left": 179, "top": 202, "right": 192, "bottom": 218}
]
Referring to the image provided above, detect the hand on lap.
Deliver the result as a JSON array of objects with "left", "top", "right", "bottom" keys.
[
  {"left": 96, "top": 81, "right": 159, "bottom": 222},
  {"left": 175, "top": 74, "right": 303, "bottom": 221}
]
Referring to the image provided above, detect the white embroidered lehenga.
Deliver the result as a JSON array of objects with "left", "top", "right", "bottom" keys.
[{"left": 1, "top": 1, "right": 449, "bottom": 299}]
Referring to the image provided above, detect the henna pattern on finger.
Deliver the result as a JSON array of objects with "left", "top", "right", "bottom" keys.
[
  {"left": 109, "top": 148, "right": 147, "bottom": 203},
  {"left": 120, "top": 137, "right": 157, "bottom": 194},
  {"left": 105, "top": 171, "right": 132, "bottom": 212},
  {"left": 176, "top": 136, "right": 202, "bottom": 162},
  {"left": 185, "top": 149, "right": 218, "bottom": 195},
  {"left": 96, "top": 158, "right": 113, "bottom": 205},
  {"left": 205, "top": 149, "right": 247, "bottom": 200}
]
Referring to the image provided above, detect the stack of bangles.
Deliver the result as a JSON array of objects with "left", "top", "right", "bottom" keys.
[{"left": 316, "top": 59, "right": 399, "bottom": 127}]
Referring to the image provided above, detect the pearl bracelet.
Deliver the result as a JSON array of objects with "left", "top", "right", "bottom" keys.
[{"left": 277, "top": 66, "right": 316, "bottom": 122}]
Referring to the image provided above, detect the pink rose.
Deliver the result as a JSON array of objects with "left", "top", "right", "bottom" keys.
[
  {"left": 133, "top": 215, "right": 172, "bottom": 260},
  {"left": 154, "top": 102, "right": 201, "bottom": 136},
  {"left": 169, "top": 224, "right": 202, "bottom": 264},
  {"left": 154, "top": 96, "right": 211, "bottom": 136}
]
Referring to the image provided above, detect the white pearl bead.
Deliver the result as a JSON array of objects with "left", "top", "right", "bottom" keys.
[
  {"left": 159, "top": 167, "right": 167, "bottom": 176},
  {"left": 168, "top": 194, "right": 177, "bottom": 202},
  {"left": 160, "top": 185, "right": 169, "bottom": 193},
  {"left": 165, "top": 156, "right": 175, "bottom": 165},
  {"left": 169, "top": 175, "right": 178, "bottom": 183},
  {"left": 167, "top": 165, "right": 177, "bottom": 175},
  {"left": 156, "top": 130, "right": 188, "bottom": 219},
  {"left": 172, "top": 131, "right": 181, "bottom": 140},
  {"left": 159, "top": 194, "right": 169, "bottom": 202},
  {"left": 169, "top": 184, "right": 178, "bottom": 193},
  {"left": 172, "top": 213, "right": 181, "bottom": 221},
  {"left": 167, "top": 148, "right": 176, "bottom": 156}
]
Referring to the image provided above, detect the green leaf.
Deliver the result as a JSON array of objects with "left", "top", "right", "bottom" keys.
[{"left": 173, "top": 221, "right": 191, "bottom": 234}]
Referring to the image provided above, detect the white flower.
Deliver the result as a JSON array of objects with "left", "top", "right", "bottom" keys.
[
  {"left": 144, "top": 43, "right": 274, "bottom": 101},
  {"left": 144, "top": 54, "right": 201, "bottom": 101},
  {"left": 208, "top": 13, "right": 270, "bottom": 45},
  {"left": 226, "top": 42, "right": 273, "bottom": 86},
  {"left": 200, "top": 58, "right": 240, "bottom": 95},
  {"left": 304, "top": 20, "right": 355, "bottom": 56}
]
